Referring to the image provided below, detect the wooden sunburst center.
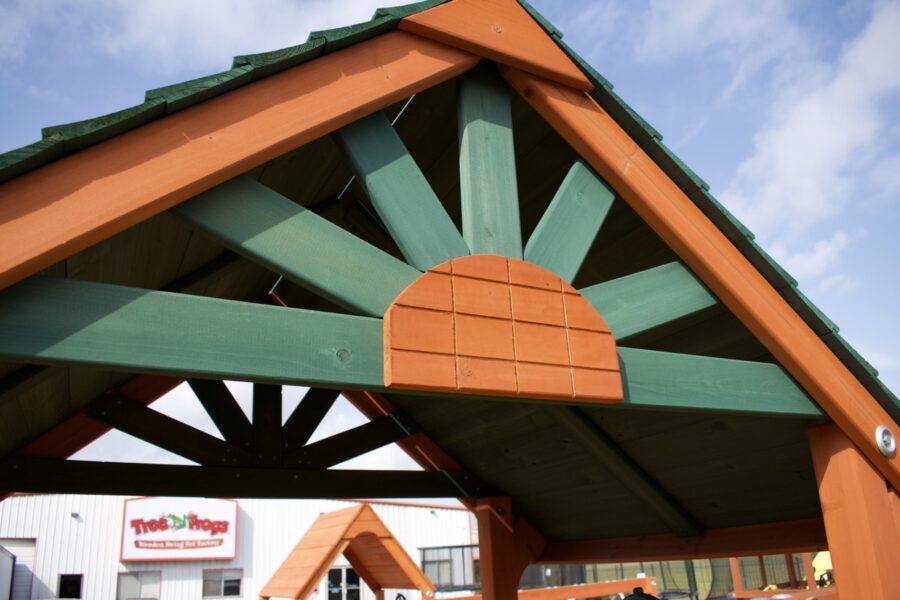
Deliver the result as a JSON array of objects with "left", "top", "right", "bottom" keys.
[{"left": 383, "top": 255, "right": 623, "bottom": 403}]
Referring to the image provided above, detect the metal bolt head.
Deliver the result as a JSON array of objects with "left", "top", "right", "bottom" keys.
[{"left": 876, "top": 425, "right": 897, "bottom": 457}]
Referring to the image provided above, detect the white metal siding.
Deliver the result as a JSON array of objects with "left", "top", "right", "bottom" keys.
[{"left": 0, "top": 496, "right": 471, "bottom": 600}]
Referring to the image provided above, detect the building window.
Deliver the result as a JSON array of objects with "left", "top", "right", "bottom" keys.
[
  {"left": 203, "top": 569, "right": 242, "bottom": 598},
  {"left": 117, "top": 571, "right": 161, "bottom": 600},
  {"left": 59, "top": 574, "right": 83, "bottom": 598}
]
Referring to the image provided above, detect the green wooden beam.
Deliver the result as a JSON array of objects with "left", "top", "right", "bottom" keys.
[
  {"left": 173, "top": 177, "right": 420, "bottom": 317},
  {"left": 552, "top": 407, "right": 702, "bottom": 536},
  {"left": 335, "top": 112, "right": 470, "bottom": 270},
  {"left": 619, "top": 347, "right": 823, "bottom": 418},
  {"left": 458, "top": 65, "right": 522, "bottom": 258},
  {"left": 0, "top": 457, "right": 480, "bottom": 498},
  {"left": 525, "top": 160, "right": 615, "bottom": 282},
  {"left": 282, "top": 388, "right": 340, "bottom": 453},
  {"left": 187, "top": 379, "right": 253, "bottom": 449},
  {"left": 285, "top": 413, "right": 417, "bottom": 469},
  {"left": 581, "top": 262, "right": 718, "bottom": 339},
  {"left": 252, "top": 384, "right": 282, "bottom": 466},
  {"left": 0, "top": 277, "right": 384, "bottom": 388},
  {"left": 88, "top": 394, "right": 251, "bottom": 466}
]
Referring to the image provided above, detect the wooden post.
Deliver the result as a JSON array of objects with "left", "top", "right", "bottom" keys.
[
  {"left": 802, "top": 553, "right": 816, "bottom": 592},
  {"left": 375, "top": 590, "right": 384, "bottom": 600},
  {"left": 809, "top": 423, "right": 900, "bottom": 598},
  {"left": 729, "top": 558, "right": 744, "bottom": 593},
  {"left": 475, "top": 498, "right": 522, "bottom": 600},
  {"left": 784, "top": 553, "right": 798, "bottom": 588},
  {"left": 756, "top": 556, "right": 767, "bottom": 588}
]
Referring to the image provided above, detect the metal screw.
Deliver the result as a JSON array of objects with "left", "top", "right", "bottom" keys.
[
  {"left": 336, "top": 349, "right": 350, "bottom": 362},
  {"left": 876, "top": 425, "right": 897, "bottom": 457}
]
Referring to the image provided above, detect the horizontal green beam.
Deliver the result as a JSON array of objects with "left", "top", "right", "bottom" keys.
[
  {"left": 458, "top": 65, "right": 522, "bottom": 258},
  {"left": 0, "top": 277, "right": 384, "bottom": 388},
  {"left": 173, "top": 176, "right": 420, "bottom": 317},
  {"left": 525, "top": 160, "right": 615, "bottom": 282},
  {"left": 335, "top": 111, "right": 470, "bottom": 270},
  {"left": 581, "top": 262, "right": 718, "bottom": 338},
  {"left": 0, "top": 457, "right": 480, "bottom": 498},
  {"left": 619, "top": 347, "right": 823, "bottom": 418}
]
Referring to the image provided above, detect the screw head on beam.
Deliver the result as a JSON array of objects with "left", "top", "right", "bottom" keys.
[{"left": 876, "top": 425, "right": 897, "bottom": 458}]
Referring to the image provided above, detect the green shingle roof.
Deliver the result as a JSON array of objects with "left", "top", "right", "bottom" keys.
[{"left": 1, "top": 0, "right": 896, "bottom": 421}]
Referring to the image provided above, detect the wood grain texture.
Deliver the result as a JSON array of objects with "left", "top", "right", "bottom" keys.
[
  {"left": 335, "top": 111, "right": 470, "bottom": 270},
  {"left": 525, "top": 160, "right": 615, "bottom": 282},
  {"left": 453, "top": 578, "right": 658, "bottom": 600},
  {"left": 399, "top": 0, "right": 592, "bottom": 91},
  {"left": 458, "top": 64, "right": 522, "bottom": 257},
  {"left": 619, "top": 347, "right": 821, "bottom": 418},
  {"left": 0, "top": 277, "right": 384, "bottom": 388},
  {"left": 0, "top": 31, "right": 478, "bottom": 292},
  {"left": 384, "top": 255, "right": 623, "bottom": 403},
  {"left": 173, "top": 176, "right": 421, "bottom": 317},
  {"left": 580, "top": 262, "right": 717, "bottom": 339},
  {"left": 502, "top": 66, "right": 900, "bottom": 491},
  {"left": 808, "top": 423, "right": 900, "bottom": 600}
]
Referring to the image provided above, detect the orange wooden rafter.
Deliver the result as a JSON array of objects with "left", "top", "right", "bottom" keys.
[
  {"left": 451, "top": 577, "right": 659, "bottom": 600},
  {"left": 501, "top": 66, "right": 900, "bottom": 492},
  {"left": 0, "top": 31, "right": 479, "bottom": 292},
  {"left": 539, "top": 517, "right": 827, "bottom": 563},
  {"left": 399, "top": 0, "right": 591, "bottom": 91},
  {"left": 808, "top": 423, "right": 899, "bottom": 600}
]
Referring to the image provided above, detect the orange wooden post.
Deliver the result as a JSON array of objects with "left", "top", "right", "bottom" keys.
[
  {"left": 802, "top": 553, "right": 816, "bottom": 591},
  {"left": 784, "top": 553, "right": 798, "bottom": 588},
  {"left": 475, "top": 498, "right": 522, "bottom": 600},
  {"left": 756, "top": 556, "right": 768, "bottom": 588},
  {"left": 375, "top": 590, "right": 385, "bottom": 600},
  {"left": 729, "top": 558, "right": 744, "bottom": 593},
  {"left": 808, "top": 423, "right": 900, "bottom": 598}
]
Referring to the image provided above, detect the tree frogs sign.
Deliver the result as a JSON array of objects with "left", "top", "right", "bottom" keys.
[{"left": 121, "top": 497, "right": 238, "bottom": 562}]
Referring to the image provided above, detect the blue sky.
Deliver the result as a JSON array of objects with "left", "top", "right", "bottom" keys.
[{"left": 1, "top": 0, "right": 898, "bottom": 466}]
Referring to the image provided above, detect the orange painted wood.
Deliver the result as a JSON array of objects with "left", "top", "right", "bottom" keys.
[
  {"left": 808, "top": 423, "right": 900, "bottom": 600},
  {"left": 452, "top": 577, "right": 658, "bottom": 600},
  {"left": 259, "top": 503, "right": 434, "bottom": 600},
  {"left": 475, "top": 498, "right": 526, "bottom": 600},
  {"left": 384, "top": 255, "right": 623, "bottom": 403},
  {"left": 729, "top": 558, "right": 744, "bottom": 593},
  {"left": 502, "top": 66, "right": 900, "bottom": 492},
  {"left": 802, "top": 552, "right": 817, "bottom": 592},
  {"left": 539, "top": 517, "right": 827, "bottom": 563},
  {"left": 400, "top": 0, "right": 591, "bottom": 91},
  {"left": 0, "top": 31, "right": 479, "bottom": 292},
  {"left": 731, "top": 588, "right": 837, "bottom": 599},
  {"left": 784, "top": 553, "right": 798, "bottom": 588}
]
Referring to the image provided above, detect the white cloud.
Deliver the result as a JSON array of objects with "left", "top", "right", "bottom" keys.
[
  {"left": 637, "top": 0, "right": 806, "bottom": 100},
  {"left": 719, "top": 2, "right": 900, "bottom": 285}
]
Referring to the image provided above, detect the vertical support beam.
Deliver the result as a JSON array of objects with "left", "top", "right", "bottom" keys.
[
  {"left": 252, "top": 384, "right": 282, "bottom": 467},
  {"left": 809, "top": 423, "right": 900, "bottom": 599},
  {"left": 756, "top": 556, "right": 767, "bottom": 588},
  {"left": 729, "top": 558, "right": 744, "bottom": 593},
  {"left": 474, "top": 498, "right": 522, "bottom": 600},
  {"left": 784, "top": 553, "right": 798, "bottom": 588},
  {"left": 802, "top": 552, "right": 816, "bottom": 591}
]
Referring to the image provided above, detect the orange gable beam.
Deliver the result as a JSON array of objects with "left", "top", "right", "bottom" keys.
[
  {"left": 400, "top": 0, "right": 591, "bottom": 91},
  {"left": 0, "top": 31, "right": 479, "bottom": 291},
  {"left": 502, "top": 67, "right": 900, "bottom": 493}
]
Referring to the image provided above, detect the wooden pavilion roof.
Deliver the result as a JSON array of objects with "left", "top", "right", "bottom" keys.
[{"left": 0, "top": 0, "right": 897, "bottom": 563}]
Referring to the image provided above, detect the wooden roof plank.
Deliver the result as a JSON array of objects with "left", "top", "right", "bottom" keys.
[
  {"left": 0, "top": 277, "right": 384, "bottom": 388},
  {"left": 524, "top": 160, "right": 615, "bottom": 282},
  {"left": 501, "top": 66, "right": 900, "bottom": 491},
  {"left": 335, "top": 111, "right": 471, "bottom": 270},
  {"left": 0, "top": 31, "right": 478, "bottom": 292},
  {"left": 173, "top": 176, "right": 421, "bottom": 317},
  {"left": 458, "top": 63, "right": 522, "bottom": 258}
]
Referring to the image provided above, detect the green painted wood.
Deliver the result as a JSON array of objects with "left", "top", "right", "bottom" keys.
[
  {"left": 0, "top": 277, "right": 384, "bottom": 388},
  {"left": 0, "top": 457, "right": 477, "bottom": 498},
  {"left": 187, "top": 379, "right": 253, "bottom": 449},
  {"left": 581, "top": 262, "right": 718, "bottom": 339},
  {"left": 173, "top": 176, "right": 420, "bottom": 317},
  {"left": 552, "top": 407, "right": 701, "bottom": 536},
  {"left": 525, "top": 160, "right": 615, "bottom": 281},
  {"left": 334, "top": 112, "right": 470, "bottom": 269},
  {"left": 458, "top": 65, "right": 522, "bottom": 257},
  {"left": 282, "top": 388, "right": 340, "bottom": 453},
  {"left": 88, "top": 394, "right": 251, "bottom": 466},
  {"left": 618, "top": 347, "right": 823, "bottom": 418}
]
